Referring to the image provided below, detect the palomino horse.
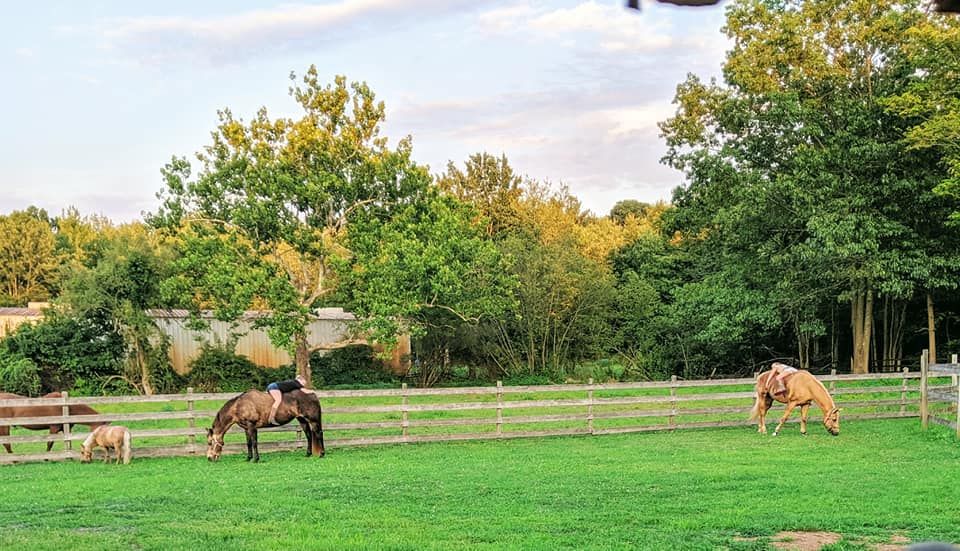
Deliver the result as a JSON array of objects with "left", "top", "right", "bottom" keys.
[
  {"left": 0, "top": 392, "right": 107, "bottom": 453},
  {"left": 207, "top": 389, "right": 324, "bottom": 462},
  {"left": 80, "top": 425, "right": 132, "bottom": 464},
  {"left": 750, "top": 369, "right": 841, "bottom": 436}
]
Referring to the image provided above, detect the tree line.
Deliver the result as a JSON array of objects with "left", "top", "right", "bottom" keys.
[{"left": 2, "top": 0, "right": 959, "bottom": 394}]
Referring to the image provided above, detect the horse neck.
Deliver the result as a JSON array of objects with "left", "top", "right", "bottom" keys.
[
  {"left": 213, "top": 409, "right": 235, "bottom": 437},
  {"left": 808, "top": 377, "right": 836, "bottom": 415},
  {"left": 81, "top": 431, "right": 97, "bottom": 450}
]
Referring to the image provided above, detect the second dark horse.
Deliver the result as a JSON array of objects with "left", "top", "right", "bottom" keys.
[{"left": 206, "top": 389, "right": 324, "bottom": 462}]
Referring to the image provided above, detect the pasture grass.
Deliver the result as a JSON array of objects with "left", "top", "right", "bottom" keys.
[{"left": 1, "top": 419, "right": 958, "bottom": 550}]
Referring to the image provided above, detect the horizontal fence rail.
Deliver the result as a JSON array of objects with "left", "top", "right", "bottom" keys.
[{"left": 0, "top": 370, "right": 949, "bottom": 464}]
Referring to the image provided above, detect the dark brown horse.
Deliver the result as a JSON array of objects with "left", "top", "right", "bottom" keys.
[
  {"left": 206, "top": 389, "right": 324, "bottom": 462},
  {"left": 0, "top": 392, "right": 106, "bottom": 453},
  {"left": 749, "top": 370, "right": 841, "bottom": 436}
]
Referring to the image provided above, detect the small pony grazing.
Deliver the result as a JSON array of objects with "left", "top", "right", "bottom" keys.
[
  {"left": 0, "top": 391, "right": 107, "bottom": 453},
  {"left": 80, "top": 425, "right": 132, "bottom": 464},
  {"left": 750, "top": 368, "right": 841, "bottom": 436},
  {"left": 206, "top": 389, "right": 324, "bottom": 462}
]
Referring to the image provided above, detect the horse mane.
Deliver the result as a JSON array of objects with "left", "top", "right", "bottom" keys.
[
  {"left": 805, "top": 372, "right": 836, "bottom": 409},
  {"left": 213, "top": 395, "right": 238, "bottom": 431}
]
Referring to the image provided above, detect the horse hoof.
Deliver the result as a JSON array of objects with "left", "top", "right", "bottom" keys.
[
  {"left": 772, "top": 432, "right": 778, "bottom": 437},
  {"left": 800, "top": 432, "right": 807, "bottom": 436}
]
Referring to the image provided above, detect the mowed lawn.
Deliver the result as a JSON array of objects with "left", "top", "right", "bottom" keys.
[{"left": 1, "top": 419, "right": 958, "bottom": 550}]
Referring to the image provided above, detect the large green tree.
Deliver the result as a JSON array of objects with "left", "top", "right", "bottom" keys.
[
  {"left": 660, "top": 0, "right": 955, "bottom": 372},
  {"left": 0, "top": 209, "right": 58, "bottom": 305},
  {"left": 152, "top": 68, "right": 510, "bottom": 384}
]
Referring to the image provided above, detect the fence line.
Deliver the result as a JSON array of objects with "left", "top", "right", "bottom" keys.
[
  {"left": 920, "top": 349, "right": 960, "bottom": 437},
  {"left": 0, "top": 371, "right": 948, "bottom": 464}
]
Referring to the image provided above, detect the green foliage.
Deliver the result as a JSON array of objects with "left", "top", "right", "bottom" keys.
[
  {"left": 491, "top": 235, "right": 617, "bottom": 378},
  {"left": 186, "top": 346, "right": 266, "bottom": 392},
  {"left": 0, "top": 208, "right": 58, "bottom": 304},
  {"left": 4, "top": 310, "right": 125, "bottom": 391},
  {"left": 609, "top": 200, "right": 651, "bottom": 224},
  {"left": 310, "top": 345, "right": 395, "bottom": 387},
  {"left": 0, "top": 348, "right": 41, "bottom": 396},
  {"left": 60, "top": 232, "right": 173, "bottom": 394},
  {"left": 343, "top": 191, "right": 515, "bottom": 347}
]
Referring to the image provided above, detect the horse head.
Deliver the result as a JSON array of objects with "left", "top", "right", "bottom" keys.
[
  {"left": 79, "top": 444, "right": 94, "bottom": 463},
  {"left": 823, "top": 407, "right": 842, "bottom": 436},
  {"left": 206, "top": 428, "right": 224, "bottom": 462}
]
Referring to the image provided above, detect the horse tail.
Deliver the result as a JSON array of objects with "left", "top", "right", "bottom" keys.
[
  {"left": 748, "top": 395, "right": 762, "bottom": 421},
  {"left": 748, "top": 372, "right": 766, "bottom": 421},
  {"left": 121, "top": 429, "right": 132, "bottom": 464}
]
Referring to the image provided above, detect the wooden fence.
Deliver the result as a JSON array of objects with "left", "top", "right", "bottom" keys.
[
  {"left": 0, "top": 370, "right": 950, "bottom": 464},
  {"left": 920, "top": 349, "right": 960, "bottom": 437}
]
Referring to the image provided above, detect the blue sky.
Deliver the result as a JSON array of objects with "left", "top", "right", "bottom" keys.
[{"left": 1, "top": 0, "right": 728, "bottom": 222}]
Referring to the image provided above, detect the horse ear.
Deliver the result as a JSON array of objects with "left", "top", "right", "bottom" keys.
[{"left": 207, "top": 428, "right": 213, "bottom": 437}]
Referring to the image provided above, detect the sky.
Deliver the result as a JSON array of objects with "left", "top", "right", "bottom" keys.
[{"left": 1, "top": 0, "right": 730, "bottom": 222}]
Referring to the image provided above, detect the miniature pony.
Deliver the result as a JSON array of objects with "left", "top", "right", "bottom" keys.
[{"left": 80, "top": 425, "right": 132, "bottom": 464}]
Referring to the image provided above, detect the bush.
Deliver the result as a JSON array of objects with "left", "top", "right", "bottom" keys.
[
  {"left": 0, "top": 349, "right": 42, "bottom": 396},
  {"left": 186, "top": 346, "right": 265, "bottom": 392},
  {"left": 310, "top": 345, "right": 396, "bottom": 387}
]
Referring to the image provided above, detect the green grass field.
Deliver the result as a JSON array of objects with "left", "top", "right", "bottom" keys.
[{"left": 1, "top": 418, "right": 958, "bottom": 550}]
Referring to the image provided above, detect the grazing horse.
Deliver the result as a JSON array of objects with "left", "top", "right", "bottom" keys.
[
  {"left": 206, "top": 389, "right": 324, "bottom": 462},
  {"left": 749, "top": 369, "right": 841, "bottom": 436},
  {"left": 0, "top": 392, "right": 107, "bottom": 453},
  {"left": 80, "top": 425, "right": 132, "bottom": 464}
]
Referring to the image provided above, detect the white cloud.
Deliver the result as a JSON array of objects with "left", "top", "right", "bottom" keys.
[
  {"left": 389, "top": 86, "right": 685, "bottom": 214},
  {"left": 478, "top": 0, "right": 675, "bottom": 54},
  {"left": 14, "top": 47, "right": 34, "bottom": 58},
  {"left": 93, "top": 0, "right": 484, "bottom": 65}
]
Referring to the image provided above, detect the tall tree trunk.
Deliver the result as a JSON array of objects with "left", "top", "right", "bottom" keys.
[
  {"left": 295, "top": 332, "right": 311, "bottom": 387},
  {"left": 136, "top": 338, "right": 154, "bottom": 396},
  {"left": 927, "top": 293, "right": 937, "bottom": 364},
  {"left": 851, "top": 288, "right": 873, "bottom": 374}
]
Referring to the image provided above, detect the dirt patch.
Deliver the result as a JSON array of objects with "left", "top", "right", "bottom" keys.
[
  {"left": 770, "top": 531, "right": 842, "bottom": 550},
  {"left": 870, "top": 532, "right": 918, "bottom": 551}
]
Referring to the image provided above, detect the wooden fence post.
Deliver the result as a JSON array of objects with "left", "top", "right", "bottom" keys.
[
  {"left": 401, "top": 383, "right": 409, "bottom": 441},
  {"left": 956, "top": 376, "right": 960, "bottom": 439},
  {"left": 829, "top": 369, "right": 836, "bottom": 393},
  {"left": 920, "top": 349, "right": 929, "bottom": 431},
  {"left": 186, "top": 387, "right": 196, "bottom": 454},
  {"left": 496, "top": 381, "right": 503, "bottom": 437},
  {"left": 587, "top": 378, "right": 594, "bottom": 435},
  {"left": 900, "top": 368, "right": 908, "bottom": 416},
  {"left": 669, "top": 375, "right": 678, "bottom": 430},
  {"left": 61, "top": 391, "right": 71, "bottom": 453}
]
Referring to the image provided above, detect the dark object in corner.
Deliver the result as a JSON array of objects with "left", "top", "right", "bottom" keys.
[
  {"left": 934, "top": 0, "right": 960, "bottom": 12},
  {"left": 626, "top": 0, "right": 722, "bottom": 8}
]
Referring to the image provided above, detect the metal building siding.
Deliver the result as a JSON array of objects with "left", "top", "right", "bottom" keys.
[{"left": 154, "top": 316, "right": 355, "bottom": 374}]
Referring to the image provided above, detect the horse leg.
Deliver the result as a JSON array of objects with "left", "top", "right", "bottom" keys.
[
  {"left": 800, "top": 404, "right": 810, "bottom": 436},
  {"left": 47, "top": 426, "right": 59, "bottom": 452},
  {"left": 0, "top": 425, "right": 10, "bottom": 453},
  {"left": 311, "top": 419, "right": 325, "bottom": 457},
  {"left": 773, "top": 403, "right": 798, "bottom": 436},
  {"left": 245, "top": 426, "right": 255, "bottom": 461},
  {"left": 298, "top": 419, "right": 312, "bottom": 457},
  {"left": 252, "top": 428, "right": 260, "bottom": 463}
]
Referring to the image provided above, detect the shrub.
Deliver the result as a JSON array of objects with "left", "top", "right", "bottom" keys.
[
  {"left": 186, "top": 346, "right": 264, "bottom": 392},
  {"left": 0, "top": 349, "right": 42, "bottom": 396},
  {"left": 310, "top": 345, "right": 396, "bottom": 387}
]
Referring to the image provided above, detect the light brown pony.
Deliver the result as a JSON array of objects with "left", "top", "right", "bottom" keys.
[
  {"left": 0, "top": 392, "right": 107, "bottom": 453},
  {"left": 207, "top": 389, "right": 324, "bottom": 463},
  {"left": 750, "top": 369, "right": 841, "bottom": 436},
  {"left": 80, "top": 425, "right": 132, "bottom": 464}
]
